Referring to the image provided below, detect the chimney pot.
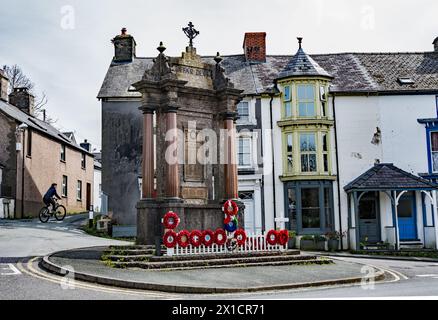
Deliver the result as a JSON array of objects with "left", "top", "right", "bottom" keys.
[
  {"left": 433, "top": 37, "right": 438, "bottom": 52},
  {"left": 243, "top": 32, "right": 266, "bottom": 63}
]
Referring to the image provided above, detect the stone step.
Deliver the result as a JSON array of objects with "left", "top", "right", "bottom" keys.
[
  {"left": 104, "top": 250, "right": 301, "bottom": 263},
  {"left": 109, "top": 254, "right": 324, "bottom": 270},
  {"left": 400, "top": 242, "right": 424, "bottom": 249},
  {"left": 104, "top": 249, "right": 156, "bottom": 256}
]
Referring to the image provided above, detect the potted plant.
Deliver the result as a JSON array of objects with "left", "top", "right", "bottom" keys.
[
  {"left": 288, "top": 231, "right": 297, "bottom": 249},
  {"left": 314, "top": 235, "right": 327, "bottom": 251},
  {"left": 300, "top": 235, "right": 316, "bottom": 250},
  {"left": 325, "top": 231, "right": 346, "bottom": 252}
]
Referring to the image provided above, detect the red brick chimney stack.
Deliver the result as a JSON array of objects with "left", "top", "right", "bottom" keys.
[{"left": 243, "top": 32, "right": 266, "bottom": 63}]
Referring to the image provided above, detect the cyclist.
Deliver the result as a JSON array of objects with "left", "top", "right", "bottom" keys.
[{"left": 43, "top": 183, "right": 62, "bottom": 213}]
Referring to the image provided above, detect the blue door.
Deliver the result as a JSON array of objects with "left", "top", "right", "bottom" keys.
[{"left": 397, "top": 191, "right": 417, "bottom": 240}]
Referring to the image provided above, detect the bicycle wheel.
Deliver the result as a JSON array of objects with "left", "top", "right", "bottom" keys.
[
  {"left": 55, "top": 205, "right": 67, "bottom": 221},
  {"left": 39, "top": 207, "right": 50, "bottom": 223}
]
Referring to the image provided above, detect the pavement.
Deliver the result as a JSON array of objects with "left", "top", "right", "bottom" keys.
[
  {"left": 2, "top": 216, "right": 438, "bottom": 299},
  {"left": 41, "top": 246, "right": 382, "bottom": 294}
]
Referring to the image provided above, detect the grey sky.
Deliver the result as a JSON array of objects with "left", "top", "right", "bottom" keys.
[{"left": 1, "top": 0, "right": 437, "bottom": 150}]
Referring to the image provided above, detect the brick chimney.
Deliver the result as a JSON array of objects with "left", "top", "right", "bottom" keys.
[
  {"left": 111, "top": 28, "right": 136, "bottom": 63},
  {"left": 9, "top": 88, "right": 34, "bottom": 115},
  {"left": 0, "top": 69, "right": 9, "bottom": 102},
  {"left": 243, "top": 32, "right": 266, "bottom": 63},
  {"left": 434, "top": 37, "right": 438, "bottom": 52}
]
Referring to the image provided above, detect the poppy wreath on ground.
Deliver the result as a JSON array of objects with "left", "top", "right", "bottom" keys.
[
  {"left": 163, "top": 230, "right": 178, "bottom": 248},
  {"left": 176, "top": 230, "right": 191, "bottom": 248},
  {"left": 278, "top": 230, "right": 289, "bottom": 246},
  {"left": 222, "top": 200, "right": 239, "bottom": 216},
  {"left": 201, "top": 229, "right": 215, "bottom": 247},
  {"left": 224, "top": 218, "right": 238, "bottom": 233},
  {"left": 163, "top": 211, "right": 180, "bottom": 230},
  {"left": 214, "top": 228, "right": 227, "bottom": 246},
  {"left": 234, "top": 229, "right": 247, "bottom": 246},
  {"left": 189, "top": 230, "right": 203, "bottom": 247},
  {"left": 266, "top": 230, "right": 279, "bottom": 245}
]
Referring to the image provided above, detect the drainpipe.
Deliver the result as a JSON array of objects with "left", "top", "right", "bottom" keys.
[
  {"left": 269, "top": 92, "right": 277, "bottom": 225},
  {"left": 332, "top": 94, "right": 344, "bottom": 250},
  {"left": 20, "top": 129, "right": 26, "bottom": 219}
]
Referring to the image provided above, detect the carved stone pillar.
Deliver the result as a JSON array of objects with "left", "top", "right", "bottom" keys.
[
  {"left": 142, "top": 108, "right": 155, "bottom": 199},
  {"left": 223, "top": 112, "right": 238, "bottom": 199},
  {"left": 165, "top": 106, "right": 180, "bottom": 199}
]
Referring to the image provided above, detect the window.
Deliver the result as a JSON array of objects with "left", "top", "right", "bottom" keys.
[
  {"left": 301, "top": 188, "right": 320, "bottom": 229},
  {"left": 285, "top": 181, "right": 333, "bottom": 234},
  {"left": 238, "top": 137, "right": 252, "bottom": 168},
  {"left": 77, "top": 180, "right": 82, "bottom": 201},
  {"left": 320, "top": 86, "right": 327, "bottom": 117},
  {"left": 431, "top": 132, "right": 438, "bottom": 172},
  {"left": 322, "top": 133, "right": 329, "bottom": 172},
  {"left": 62, "top": 176, "right": 68, "bottom": 197},
  {"left": 26, "top": 130, "right": 32, "bottom": 157},
  {"left": 297, "top": 84, "right": 315, "bottom": 117},
  {"left": 300, "top": 133, "right": 317, "bottom": 172},
  {"left": 287, "top": 188, "right": 297, "bottom": 231},
  {"left": 81, "top": 153, "right": 86, "bottom": 169},
  {"left": 60, "top": 144, "right": 66, "bottom": 162},
  {"left": 283, "top": 86, "right": 292, "bottom": 118},
  {"left": 286, "top": 133, "right": 293, "bottom": 172},
  {"left": 237, "top": 102, "right": 250, "bottom": 123}
]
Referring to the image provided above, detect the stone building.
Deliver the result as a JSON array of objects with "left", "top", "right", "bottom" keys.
[{"left": 0, "top": 69, "right": 94, "bottom": 218}]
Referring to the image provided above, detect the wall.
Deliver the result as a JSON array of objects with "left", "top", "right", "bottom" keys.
[
  {"left": 0, "top": 111, "right": 17, "bottom": 201},
  {"left": 335, "top": 94, "right": 437, "bottom": 247},
  {"left": 93, "top": 166, "right": 102, "bottom": 212},
  {"left": 15, "top": 129, "right": 94, "bottom": 217},
  {"left": 101, "top": 100, "right": 142, "bottom": 225}
]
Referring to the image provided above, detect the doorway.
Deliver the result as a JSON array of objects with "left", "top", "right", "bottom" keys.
[
  {"left": 86, "top": 183, "right": 91, "bottom": 211},
  {"left": 358, "top": 192, "right": 380, "bottom": 243},
  {"left": 397, "top": 191, "right": 417, "bottom": 241}
]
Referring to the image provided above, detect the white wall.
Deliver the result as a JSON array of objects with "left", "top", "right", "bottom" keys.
[
  {"left": 336, "top": 94, "right": 437, "bottom": 247},
  {"left": 93, "top": 166, "right": 102, "bottom": 212}
]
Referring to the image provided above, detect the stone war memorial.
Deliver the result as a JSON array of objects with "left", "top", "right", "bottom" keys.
[{"left": 134, "top": 23, "right": 245, "bottom": 245}]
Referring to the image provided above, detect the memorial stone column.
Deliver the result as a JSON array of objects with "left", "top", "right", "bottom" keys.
[
  {"left": 224, "top": 112, "right": 238, "bottom": 199},
  {"left": 141, "top": 108, "right": 155, "bottom": 199},
  {"left": 165, "top": 106, "right": 180, "bottom": 199}
]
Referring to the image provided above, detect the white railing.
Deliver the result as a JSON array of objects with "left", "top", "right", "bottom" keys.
[{"left": 166, "top": 232, "right": 287, "bottom": 257}]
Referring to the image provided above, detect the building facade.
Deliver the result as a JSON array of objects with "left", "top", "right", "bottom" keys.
[
  {"left": 0, "top": 70, "right": 94, "bottom": 218},
  {"left": 98, "top": 28, "right": 438, "bottom": 249}
]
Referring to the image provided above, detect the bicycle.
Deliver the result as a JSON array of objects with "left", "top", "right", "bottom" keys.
[{"left": 39, "top": 198, "right": 67, "bottom": 223}]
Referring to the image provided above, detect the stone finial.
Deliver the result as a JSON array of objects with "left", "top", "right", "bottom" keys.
[
  {"left": 214, "top": 52, "right": 223, "bottom": 64},
  {"left": 297, "top": 37, "right": 303, "bottom": 49},
  {"left": 157, "top": 42, "right": 166, "bottom": 54}
]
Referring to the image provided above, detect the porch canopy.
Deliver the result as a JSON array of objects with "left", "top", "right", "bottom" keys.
[{"left": 344, "top": 163, "right": 438, "bottom": 250}]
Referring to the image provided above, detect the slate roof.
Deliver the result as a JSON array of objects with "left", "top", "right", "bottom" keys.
[
  {"left": 97, "top": 50, "right": 438, "bottom": 98},
  {"left": 0, "top": 100, "right": 92, "bottom": 155},
  {"left": 344, "top": 163, "right": 438, "bottom": 192},
  {"left": 278, "top": 47, "right": 332, "bottom": 79}
]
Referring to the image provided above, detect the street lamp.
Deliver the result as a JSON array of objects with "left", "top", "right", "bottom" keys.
[{"left": 15, "top": 123, "right": 28, "bottom": 219}]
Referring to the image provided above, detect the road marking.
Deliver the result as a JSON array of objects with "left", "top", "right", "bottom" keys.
[
  {"left": 0, "top": 263, "right": 22, "bottom": 276},
  {"left": 416, "top": 274, "right": 438, "bottom": 279},
  {"left": 17, "top": 257, "right": 179, "bottom": 299}
]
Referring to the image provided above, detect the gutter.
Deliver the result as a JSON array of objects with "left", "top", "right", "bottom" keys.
[
  {"left": 268, "top": 92, "right": 277, "bottom": 225},
  {"left": 332, "top": 94, "right": 344, "bottom": 250}
]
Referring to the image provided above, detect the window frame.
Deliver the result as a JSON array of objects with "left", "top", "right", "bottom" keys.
[
  {"left": 237, "top": 136, "right": 253, "bottom": 169},
  {"left": 60, "top": 144, "right": 66, "bottom": 162},
  {"left": 284, "top": 180, "right": 334, "bottom": 234},
  {"left": 236, "top": 101, "right": 255, "bottom": 125},
  {"left": 299, "top": 132, "right": 317, "bottom": 173},
  {"left": 429, "top": 130, "right": 438, "bottom": 173},
  {"left": 26, "top": 129, "right": 32, "bottom": 157},
  {"left": 81, "top": 153, "right": 86, "bottom": 169},
  {"left": 62, "top": 175, "right": 68, "bottom": 197},
  {"left": 77, "top": 180, "right": 82, "bottom": 201},
  {"left": 297, "top": 84, "right": 316, "bottom": 118}
]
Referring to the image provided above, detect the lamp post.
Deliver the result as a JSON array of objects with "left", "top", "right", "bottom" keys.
[{"left": 15, "top": 123, "right": 28, "bottom": 219}]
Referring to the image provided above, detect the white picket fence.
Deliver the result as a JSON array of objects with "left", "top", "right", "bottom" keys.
[{"left": 166, "top": 231, "right": 287, "bottom": 257}]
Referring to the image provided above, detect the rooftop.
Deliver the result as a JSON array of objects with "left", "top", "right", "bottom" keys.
[
  {"left": 98, "top": 50, "right": 438, "bottom": 99},
  {"left": 344, "top": 163, "right": 438, "bottom": 192}
]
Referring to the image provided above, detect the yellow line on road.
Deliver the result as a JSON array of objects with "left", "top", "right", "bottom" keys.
[{"left": 17, "top": 257, "right": 180, "bottom": 299}]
